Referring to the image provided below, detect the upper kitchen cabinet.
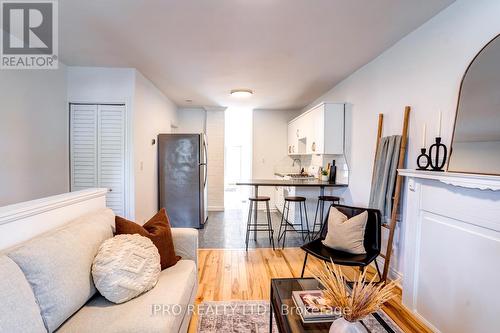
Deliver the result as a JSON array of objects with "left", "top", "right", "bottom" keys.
[{"left": 287, "top": 102, "right": 345, "bottom": 155}]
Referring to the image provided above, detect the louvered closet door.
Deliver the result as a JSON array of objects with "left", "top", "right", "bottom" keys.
[
  {"left": 70, "top": 104, "right": 126, "bottom": 217},
  {"left": 70, "top": 104, "right": 98, "bottom": 191},
  {"left": 97, "top": 105, "right": 125, "bottom": 216}
]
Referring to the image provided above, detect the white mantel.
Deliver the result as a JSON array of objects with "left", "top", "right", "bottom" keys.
[
  {"left": 399, "top": 169, "right": 500, "bottom": 333},
  {"left": 399, "top": 169, "right": 500, "bottom": 191}
]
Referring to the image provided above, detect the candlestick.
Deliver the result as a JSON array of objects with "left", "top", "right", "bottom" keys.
[
  {"left": 438, "top": 110, "right": 442, "bottom": 137},
  {"left": 422, "top": 123, "right": 426, "bottom": 147},
  {"left": 429, "top": 137, "right": 447, "bottom": 171},
  {"left": 417, "top": 148, "right": 430, "bottom": 170}
]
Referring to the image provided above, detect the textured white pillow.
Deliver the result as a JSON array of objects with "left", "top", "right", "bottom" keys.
[
  {"left": 322, "top": 207, "right": 368, "bottom": 255},
  {"left": 92, "top": 234, "right": 161, "bottom": 304}
]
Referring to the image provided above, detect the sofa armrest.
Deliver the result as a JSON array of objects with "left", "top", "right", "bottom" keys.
[{"left": 171, "top": 228, "right": 198, "bottom": 265}]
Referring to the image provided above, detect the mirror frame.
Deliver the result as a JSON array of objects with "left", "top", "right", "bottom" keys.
[{"left": 447, "top": 33, "right": 500, "bottom": 176}]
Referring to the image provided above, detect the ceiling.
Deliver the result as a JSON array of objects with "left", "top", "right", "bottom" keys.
[{"left": 59, "top": 0, "right": 454, "bottom": 110}]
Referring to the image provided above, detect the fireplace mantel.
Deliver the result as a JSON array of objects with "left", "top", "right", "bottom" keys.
[
  {"left": 398, "top": 169, "right": 500, "bottom": 333},
  {"left": 398, "top": 169, "right": 500, "bottom": 191}
]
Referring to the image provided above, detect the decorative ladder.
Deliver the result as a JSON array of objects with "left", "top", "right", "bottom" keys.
[{"left": 372, "top": 106, "right": 411, "bottom": 282}]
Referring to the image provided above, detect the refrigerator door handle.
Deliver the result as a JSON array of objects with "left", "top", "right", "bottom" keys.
[
  {"left": 202, "top": 135, "right": 208, "bottom": 187},
  {"left": 204, "top": 165, "right": 207, "bottom": 187}
]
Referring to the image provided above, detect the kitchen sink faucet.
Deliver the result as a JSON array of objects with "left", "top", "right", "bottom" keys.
[{"left": 292, "top": 158, "right": 302, "bottom": 174}]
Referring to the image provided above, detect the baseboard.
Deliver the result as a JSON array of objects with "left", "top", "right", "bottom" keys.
[
  {"left": 375, "top": 257, "right": 403, "bottom": 285},
  {"left": 208, "top": 206, "right": 225, "bottom": 212}
]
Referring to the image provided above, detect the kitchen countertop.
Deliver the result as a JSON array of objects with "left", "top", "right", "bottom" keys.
[{"left": 236, "top": 179, "right": 348, "bottom": 187}]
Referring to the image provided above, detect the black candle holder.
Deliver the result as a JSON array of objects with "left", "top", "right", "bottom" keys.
[
  {"left": 416, "top": 148, "right": 430, "bottom": 170},
  {"left": 429, "top": 137, "right": 447, "bottom": 171}
]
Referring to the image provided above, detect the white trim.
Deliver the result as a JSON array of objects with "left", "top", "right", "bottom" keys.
[
  {"left": 398, "top": 169, "right": 500, "bottom": 191},
  {"left": 208, "top": 206, "right": 225, "bottom": 212},
  {"left": 0, "top": 188, "right": 108, "bottom": 225}
]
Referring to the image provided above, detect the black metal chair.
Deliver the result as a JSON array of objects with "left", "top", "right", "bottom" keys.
[
  {"left": 300, "top": 204, "right": 382, "bottom": 281},
  {"left": 311, "top": 195, "right": 341, "bottom": 238}
]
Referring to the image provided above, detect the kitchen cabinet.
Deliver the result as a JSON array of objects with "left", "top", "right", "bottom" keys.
[{"left": 287, "top": 102, "right": 345, "bottom": 155}]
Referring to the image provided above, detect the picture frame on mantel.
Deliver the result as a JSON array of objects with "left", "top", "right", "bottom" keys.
[{"left": 447, "top": 33, "right": 500, "bottom": 176}]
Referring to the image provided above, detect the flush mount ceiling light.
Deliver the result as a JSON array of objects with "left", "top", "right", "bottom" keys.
[{"left": 230, "top": 89, "right": 253, "bottom": 97}]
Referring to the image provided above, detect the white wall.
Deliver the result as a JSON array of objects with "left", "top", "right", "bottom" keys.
[
  {"left": 252, "top": 109, "right": 297, "bottom": 208},
  {"left": 177, "top": 107, "right": 206, "bottom": 133},
  {"left": 306, "top": 0, "right": 500, "bottom": 278},
  {"left": 0, "top": 65, "right": 69, "bottom": 205},
  {"left": 134, "top": 71, "right": 178, "bottom": 223}
]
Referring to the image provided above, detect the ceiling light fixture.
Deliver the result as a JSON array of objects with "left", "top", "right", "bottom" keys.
[{"left": 230, "top": 89, "right": 253, "bottom": 97}]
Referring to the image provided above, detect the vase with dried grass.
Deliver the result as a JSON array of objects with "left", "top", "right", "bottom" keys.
[{"left": 312, "top": 260, "right": 399, "bottom": 333}]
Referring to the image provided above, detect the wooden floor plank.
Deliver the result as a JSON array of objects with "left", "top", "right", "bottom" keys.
[{"left": 188, "top": 248, "right": 431, "bottom": 333}]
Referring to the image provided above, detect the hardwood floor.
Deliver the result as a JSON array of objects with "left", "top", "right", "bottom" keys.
[{"left": 188, "top": 248, "right": 432, "bottom": 333}]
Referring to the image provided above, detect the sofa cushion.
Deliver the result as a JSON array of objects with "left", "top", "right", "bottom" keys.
[
  {"left": 92, "top": 234, "right": 161, "bottom": 304},
  {"left": 7, "top": 208, "right": 114, "bottom": 332},
  {"left": 116, "top": 208, "right": 180, "bottom": 269},
  {"left": 0, "top": 255, "right": 46, "bottom": 333},
  {"left": 58, "top": 259, "right": 197, "bottom": 333}
]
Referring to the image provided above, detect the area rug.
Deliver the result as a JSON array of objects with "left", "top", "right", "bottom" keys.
[
  {"left": 197, "top": 301, "right": 278, "bottom": 333},
  {"left": 197, "top": 300, "right": 404, "bottom": 333}
]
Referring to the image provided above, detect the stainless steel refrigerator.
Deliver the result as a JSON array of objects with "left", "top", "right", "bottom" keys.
[{"left": 158, "top": 133, "right": 208, "bottom": 228}]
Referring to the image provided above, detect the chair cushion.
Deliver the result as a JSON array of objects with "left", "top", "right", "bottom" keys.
[
  {"left": 7, "top": 208, "right": 114, "bottom": 332},
  {"left": 321, "top": 207, "right": 367, "bottom": 255},
  {"left": 116, "top": 208, "right": 180, "bottom": 269},
  {"left": 0, "top": 255, "right": 46, "bottom": 333},
  {"left": 58, "top": 259, "right": 197, "bottom": 333},
  {"left": 92, "top": 234, "right": 161, "bottom": 304}
]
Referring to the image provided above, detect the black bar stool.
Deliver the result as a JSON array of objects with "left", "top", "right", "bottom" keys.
[
  {"left": 311, "top": 195, "right": 340, "bottom": 238},
  {"left": 277, "top": 196, "right": 310, "bottom": 249},
  {"left": 246, "top": 196, "right": 275, "bottom": 251}
]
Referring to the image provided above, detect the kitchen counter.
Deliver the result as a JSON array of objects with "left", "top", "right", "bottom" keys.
[
  {"left": 236, "top": 179, "right": 347, "bottom": 187},
  {"left": 237, "top": 179, "right": 348, "bottom": 234}
]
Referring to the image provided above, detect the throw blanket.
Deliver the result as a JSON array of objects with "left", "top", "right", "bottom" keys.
[{"left": 369, "top": 135, "right": 401, "bottom": 223}]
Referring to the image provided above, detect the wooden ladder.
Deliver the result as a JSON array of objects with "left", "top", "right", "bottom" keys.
[{"left": 372, "top": 106, "right": 411, "bottom": 282}]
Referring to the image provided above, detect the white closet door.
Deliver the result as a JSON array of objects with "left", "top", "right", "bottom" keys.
[
  {"left": 97, "top": 104, "right": 126, "bottom": 216},
  {"left": 70, "top": 104, "right": 98, "bottom": 191}
]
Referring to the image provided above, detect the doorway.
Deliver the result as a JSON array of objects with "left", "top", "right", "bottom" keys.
[{"left": 224, "top": 108, "right": 253, "bottom": 209}]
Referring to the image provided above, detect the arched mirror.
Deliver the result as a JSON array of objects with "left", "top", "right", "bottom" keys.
[{"left": 448, "top": 34, "right": 500, "bottom": 175}]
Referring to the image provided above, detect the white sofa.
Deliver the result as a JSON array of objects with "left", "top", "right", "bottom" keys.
[{"left": 0, "top": 189, "right": 198, "bottom": 333}]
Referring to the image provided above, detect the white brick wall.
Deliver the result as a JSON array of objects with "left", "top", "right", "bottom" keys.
[{"left": 206, "top": 109, "right": 225, "bottom": 210}]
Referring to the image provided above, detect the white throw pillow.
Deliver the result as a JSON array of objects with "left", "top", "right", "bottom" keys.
[
  {"left": 92, "top": 234, "right": 161, "bottom": 304},
  {"left": 322, "top": 207, "right": 368, "bottom": 255}
]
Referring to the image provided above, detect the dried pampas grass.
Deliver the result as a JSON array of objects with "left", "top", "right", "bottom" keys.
[{"left": 312, "top": 260, "right": 399, "bottom": 322}]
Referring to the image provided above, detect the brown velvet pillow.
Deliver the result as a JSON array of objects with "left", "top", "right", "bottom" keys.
[{"left": 115, "top": 208, "right": 180, "bottom": 269}]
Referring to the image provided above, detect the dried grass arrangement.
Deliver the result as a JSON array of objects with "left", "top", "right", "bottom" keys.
[{"left": 312, "top": 260, "right": 399, "bottom": 322}]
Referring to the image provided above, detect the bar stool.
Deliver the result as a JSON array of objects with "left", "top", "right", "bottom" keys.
[
  {"left": 246, "top": 196, "right": 275, "bottom": 251},
  {"left": 277, "top": 196, "right": 310, "bottom": 249},
  {"left": 311, "top": 195, "right": 340, "bottom": 238}
]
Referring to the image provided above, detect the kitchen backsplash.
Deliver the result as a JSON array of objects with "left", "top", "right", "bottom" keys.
[{"left": 273, "top": 154, "right": 349, "bottom": 184}]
